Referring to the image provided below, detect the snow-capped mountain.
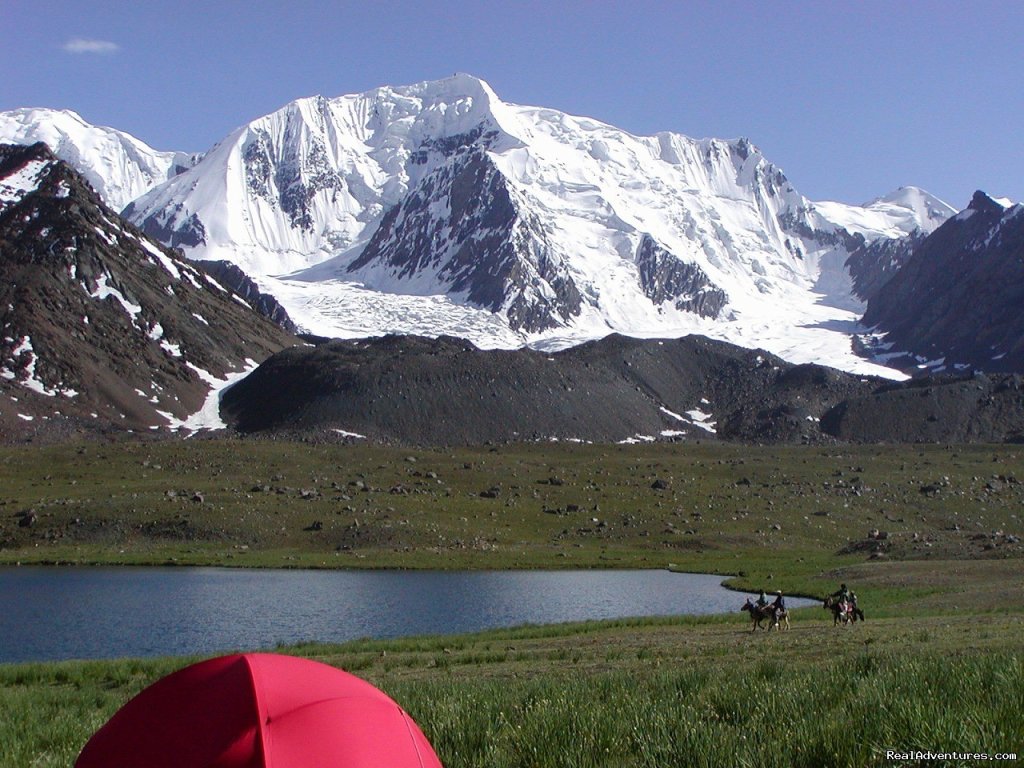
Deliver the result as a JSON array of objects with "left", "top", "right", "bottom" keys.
[
  {"left": 0, "top": 142, "right": 295, "bottom": 440},
  {"left": 817, "top": 186, "right": 953, "bottom": 243},
  {"left": 120, "top": 75, "right": 952, "bottom": 376},
  {"left": 8, "top": 77, "right": 955, "bottom": 378},
  {"left": 0, "top": 107, "right": 198, "bottom": 211}
]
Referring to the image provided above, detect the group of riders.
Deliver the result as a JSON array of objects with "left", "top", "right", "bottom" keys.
[
  {"left": 743, "top": 583, "right": 863, "bottom": 631},
  {"left": 741, "top": 588, "right": 790, "bottom": 631},
  {"left": 754, "top": 588, "right": 787, "bottom": 618}
]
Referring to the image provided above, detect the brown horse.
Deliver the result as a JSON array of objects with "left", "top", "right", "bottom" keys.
[{"left": 741, "top": 598, "right": 783, "bottom": 632}]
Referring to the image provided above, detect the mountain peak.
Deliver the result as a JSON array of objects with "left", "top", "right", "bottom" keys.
[
  {"left": 0, "top": 107, "right": 198, "bottom": 210},
  {"left": 3, "top": 106, "right": 89, "bottom": 129},
  {"left": 864, "top": 186, "right": 955, "bottom": 231},
  {"left": 421, "top": 72, "right": 497, "bottom": 98},
  {"left": 967, "top": 189, "right": 1006, "bottom": 214}
]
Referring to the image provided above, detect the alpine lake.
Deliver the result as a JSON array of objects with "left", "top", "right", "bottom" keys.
[{"left": 0, "top": 566, "right": 817, "bottom": 663}]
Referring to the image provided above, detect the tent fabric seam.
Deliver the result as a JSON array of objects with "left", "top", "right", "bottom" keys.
[
  {"left": 243, "top": 654, "right": 274, "bottom": 768},
  {"left": 400, "top": 708, "right": 428, "bottom": 768},
  {"left": 255, "top": 695, "right": 394, "bottom": 723}
]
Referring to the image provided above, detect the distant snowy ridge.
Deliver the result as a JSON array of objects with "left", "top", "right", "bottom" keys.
[
  {"left": 816, "top": 186, "right": 954, "bottom": 242},
  {"left": 0, "top": 107, "right": 199, "bottom": 210}
]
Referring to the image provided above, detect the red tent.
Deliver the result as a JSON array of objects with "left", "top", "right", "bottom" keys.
[{"left": 75, "top": 653, "right": 443, "bottom": 768}]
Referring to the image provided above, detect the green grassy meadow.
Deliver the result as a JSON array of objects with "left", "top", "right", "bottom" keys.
[
  {"left": 1, "top": 440, "right": 1022, "bottom": 766},
  {"left": 2, "top": 615, "right": 1021, "bottom": 767}
]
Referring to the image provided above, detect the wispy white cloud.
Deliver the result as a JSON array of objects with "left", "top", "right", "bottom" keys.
[{"left": 62, "top": 38, "right": 120, "bottom": 55}]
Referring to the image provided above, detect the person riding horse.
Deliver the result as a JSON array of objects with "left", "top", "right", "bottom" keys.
[
  {"left": 770, "top": 589, "right": 789, "bottom": 630},
  {"left": 825, "top": 583, "right": 865, "bottom": 624},
  {"left": 771, "top": 589, "right": 785, "bottom": 615},
  {"left": 741, "top": 597, "right": 776, "bottom": 631},
  {"left": 847, "top": 589, "right": 865, "bottom": 621},
  {"left": 742, "top": 589, "right": 790, "bottom": 631}
]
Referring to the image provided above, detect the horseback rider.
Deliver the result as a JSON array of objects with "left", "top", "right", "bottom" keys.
[
  {"left": 831, "top": 583, "right": 850, "bottom": 606},
  {"left": 771, "top": 589, "right": 786, "bottom": 617},
  {"left": 849, "top": 589, "right": 864, "bottom": 620},
  {"left": 756, "top": 590, "right": 769, "bottom": 608}
]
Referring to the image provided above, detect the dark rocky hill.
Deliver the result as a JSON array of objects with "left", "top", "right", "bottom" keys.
[
  {"left": 862, "top": 191, "right": 1024, "bottom": 372},
  {"left": 222, "top": 333, "right": 1024, "bottom": 446},
  {"left": 822, "top": 372, "right": 1024, "bottom": 443},
  {"left": 0, "top": 142, "right": 297, "bottom": 442}
]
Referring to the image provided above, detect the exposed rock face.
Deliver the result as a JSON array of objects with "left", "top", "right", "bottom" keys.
[
  {"left": 193, "top": 260, "right": 298, "bottom": 333},
  {"left": 241, "top": 102, "right": 346, "bottom": 232},
  {"left": 634, "top": 235, "right": 727, "bottom": 317},
  {"left": 845, "top": 230, "right": 925, "bottom": 302},
  {"left": 0, "top": 143, "right": 296, "bottom": 441},
  {"left": 348, "top": 146, "right": 582, "bottom": 333},
  {"left": 862, "top": 192, "right": 1024, "bottom": 372},
  {"left": 121, "top": 200, "right": 207, "bottom": 248}
]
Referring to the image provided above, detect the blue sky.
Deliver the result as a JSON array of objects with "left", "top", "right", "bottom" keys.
[{"left": 2, "top": 0, "right": 1021, "bottom": 207}]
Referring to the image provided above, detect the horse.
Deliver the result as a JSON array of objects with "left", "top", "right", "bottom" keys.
[
  {"left": 741, "top": 598, "right": 781, "bottom": 632},
  {"left": 774, "top": 607, "right": 790, "bottom": 631},
  {"left": 823, "top": 595, "right": 849, "bottom": 625},
  {"left": 823, "top": 595, "right": 863, "bottom": 626}
]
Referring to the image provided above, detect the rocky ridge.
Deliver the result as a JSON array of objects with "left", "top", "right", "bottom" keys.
[
  {"left": 862, "top": 191, "right": 1024, "bottom": 372},
  {"left": 0, "top": 142, "right": 296, "bottom": 441},
  {"left": 221, "top": 332, "right": 1024, "bottom": 446}
]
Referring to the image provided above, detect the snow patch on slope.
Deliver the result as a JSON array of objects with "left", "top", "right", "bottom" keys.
[
  {"left": 0, "top": 157, "right": 54, "bottom": 211},
  {"left": 159, "top": 359, "right": 261, "bottom": 432}
]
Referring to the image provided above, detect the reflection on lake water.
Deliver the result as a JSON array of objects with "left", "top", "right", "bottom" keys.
[{"left": 0, "top": 567, "right": 815, "bottom": 663}]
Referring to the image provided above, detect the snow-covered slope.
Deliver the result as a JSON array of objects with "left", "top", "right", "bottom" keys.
[
  {"left": 122, "top": 76, "right": 950, "bottom": 375},
  {"left": 0, "top": 108, "right": 197, "bottom": 211}
]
